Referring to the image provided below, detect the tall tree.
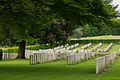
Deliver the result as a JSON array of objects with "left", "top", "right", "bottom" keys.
[
  {"left": 0, "top": 0, "right": 118, "bottom": 58},
  {"left": 0, "top": 0, "right": 46, "bottom": 58}
]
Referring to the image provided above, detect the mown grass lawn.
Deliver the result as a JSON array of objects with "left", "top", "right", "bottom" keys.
[{"left": 0, "top": 58, "right": 120, "bottom": 80}]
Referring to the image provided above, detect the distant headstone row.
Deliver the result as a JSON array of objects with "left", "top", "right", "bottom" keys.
[
  {"left": 81, "top": 43, "right": 92, "bottom": 49},
  {"left": 29, "top": 42, "right": 96, "bottom": 65},
  {"left": 2, "top": 53, "right": 17, "bottom": 60},
  {"left": 72, "top": 43, "right": 102, "bottom": 54},
  {"left": 1, "top": 43, "right": 79, "bottom": 61},
  {"left": 30, "top": 42, "right": 105, "bottom": 65},
  {"left": 97, "top": 43, "right": 113, "bottom": 53},
  {"left": 29, "top": 49, "right": 71, "bottom": 65},
  {"left": 30, "top": 51, "right": 96, "bottom": 65},
  {"left": 92, "top": 43, "right": 102, "bottom": 51},
  {"left": 2, "top": 50, "right": 38, "bottom": 60},
  {"left": 30, "top": 53, "right": 58, "bottom": 64},
  {"left": 66, "top": 43, "right": 79, "bottom": 50},
  {"left": 67, "top": 52, "right": 95, "bottom": 65},
  {"left": 96, "top": 52, "right": 117, "bottom": 74},
  {"left": 29, "top": 43, "right": 80, "bottom": 64},
  {"left": 28, "top": 42, "right": 99, "bottom": 61}
]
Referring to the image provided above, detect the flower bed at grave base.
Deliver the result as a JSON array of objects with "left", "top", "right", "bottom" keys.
[{"left": 70, "top": 39, "right": 120, "bottom": 44}]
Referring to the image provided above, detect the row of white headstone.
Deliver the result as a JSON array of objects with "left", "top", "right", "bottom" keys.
[
  {"left": 72, "top": 43, "right": 102, "bottom": 54},
  {"left": 96, "top": 52, "right": 117, "bottom": 74},
  {"left": 29, "top": 42, "right": 102, "bottom": 65},
  {"left": 30, "top": 53, "right": 58, "bottom": 64},
  {"left": 53, "top": 44, "right": 68, "bottom": 51},
  {"left": 27, "top": 43, "right": 79, "bottom": 56},
  {"left": 1, "top": 49, "right": 42, "bottom": 60},
  {"left": 81, "top": 43, "right": 92, "bottom": 49},
  {"left": 66, "top": 43, "right": 79, "bottom": 50},
  {"left": 29, "top": 50, "right": 74, "bottom": 65},
  {"left": 52, "top": 43, "right": 79, "bottom": 51},
  {"left": 30, "top": 51, "right": 96, "bottom": 65},
  {"left": 92, "top": 43, "right": 102, "bottom": 51},
  {"left": 2, "top": 50, "right": 38, "bottom": 60},
  {"left": 1, "top": 43, "right": 100, "bottom": 61},
  {"left": 67, "top": 52, "right": 95, "bottom": 65},
  {"left": 29, "top": 43, "right": 80, "bottom": 64},
  {"left": 97, "top": 43, "right": 113, "bottom": 53},
  {"left": 2, "top": 53, "right": 18, "bottom": 60}
]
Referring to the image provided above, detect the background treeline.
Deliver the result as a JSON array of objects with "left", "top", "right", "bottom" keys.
[
  {"left": 70, "top": 19, "right": 120, "bottom": 38},
  {"left": 0, "top": 0, "right": 119, "bottom": 48}
]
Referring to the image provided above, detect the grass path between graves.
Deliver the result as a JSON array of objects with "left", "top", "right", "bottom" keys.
[{"left": 0, "top": 58, "right": 120, "bottom": 80}]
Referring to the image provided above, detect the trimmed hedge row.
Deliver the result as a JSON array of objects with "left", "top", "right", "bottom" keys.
[
  {"left": 70, "top": 39, "right": 120, "bottom": 44},
  {"left": 2, "top": 48, "right": 18, "bottom": 53},
  {"left": 26, "top": 44, "right": 51, "bottom": 50},
  {"left": 1, "top": 45, "right": 51, "bottom": 53}
]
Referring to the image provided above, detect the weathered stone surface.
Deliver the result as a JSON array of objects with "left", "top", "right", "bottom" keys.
[
  {"left": 96, "top": 52, "right": 117, "bottom": 74},
  {"left": 96, "top": 56, "right": 105, "bottom": 74}
]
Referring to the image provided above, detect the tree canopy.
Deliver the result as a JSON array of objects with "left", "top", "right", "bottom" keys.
[{"left": 0, "top": 0, "right": 118, "bottom": 58}]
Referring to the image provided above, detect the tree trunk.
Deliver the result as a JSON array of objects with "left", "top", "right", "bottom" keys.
[{"left": 16, "top": 40, "right": 26, "bottom": 59}]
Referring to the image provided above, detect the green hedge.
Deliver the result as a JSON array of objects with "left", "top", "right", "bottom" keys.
[
  {"left": 2, "top": 47, "right": 18, "bottom": 53},
  {"left": 70, "top": 39, "right": 120, "bottom": 44},
  {"left": 26, "top": 45, "right": 51, "bottom": 50},
  {"left": 2, "top": 48, "right": 18, "bottom": 53},
  {"left": 1, "top": 44, "right": 51, "bottom": 53}
]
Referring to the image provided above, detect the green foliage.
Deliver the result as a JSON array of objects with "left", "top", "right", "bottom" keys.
[
  {"left": 2, "top": 48, "right": 18, "bottom": 53},
  {"left": 69, "top": 27, "right": 83, "bottom": 39},
  {"left": 91, "top": 26, "right": 99, "bottom": 36},
  {"left": 81, "top": 22, "right": 112, "bottom": 38},
  {"left": 82, "top": 24, "right": 92, "bottom": 37},
  {"left": 0, "top": 0, "right": 118, "bottom": 55},
  {"left": 98, "top": 22, "right": 111, "bottom": 35},
  {"left": 38, "top": 19, "right": 74, "bottom": 46},
  {"left": 109, "top": 19, "right": 120, "bottom": 35},
  {"left": 1, "top": 44, "right": 51, "bottom": 53},
  {"left": 0, "top": 49, "right": 3, "bottom": 60},
  {"left": 26, "top": 45, "right": 51, "bottom": 50},
  {"left": 48, "top": 0, "right": 118, "bottom": 25},
  {"left": 89, "top": 0, "right": 118, "bottom": 20},
  {"left": 0, "top": 0, "right": 47, "bottom": 43},
  {"left": 82, "top": 24, "right": 100, "bottom": 37},
  {"left": 111, "top": 27, "right": 120, "bottom": 35},
  {"left": 0, "top": 0, "right": 118, "bottom": 43}
]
